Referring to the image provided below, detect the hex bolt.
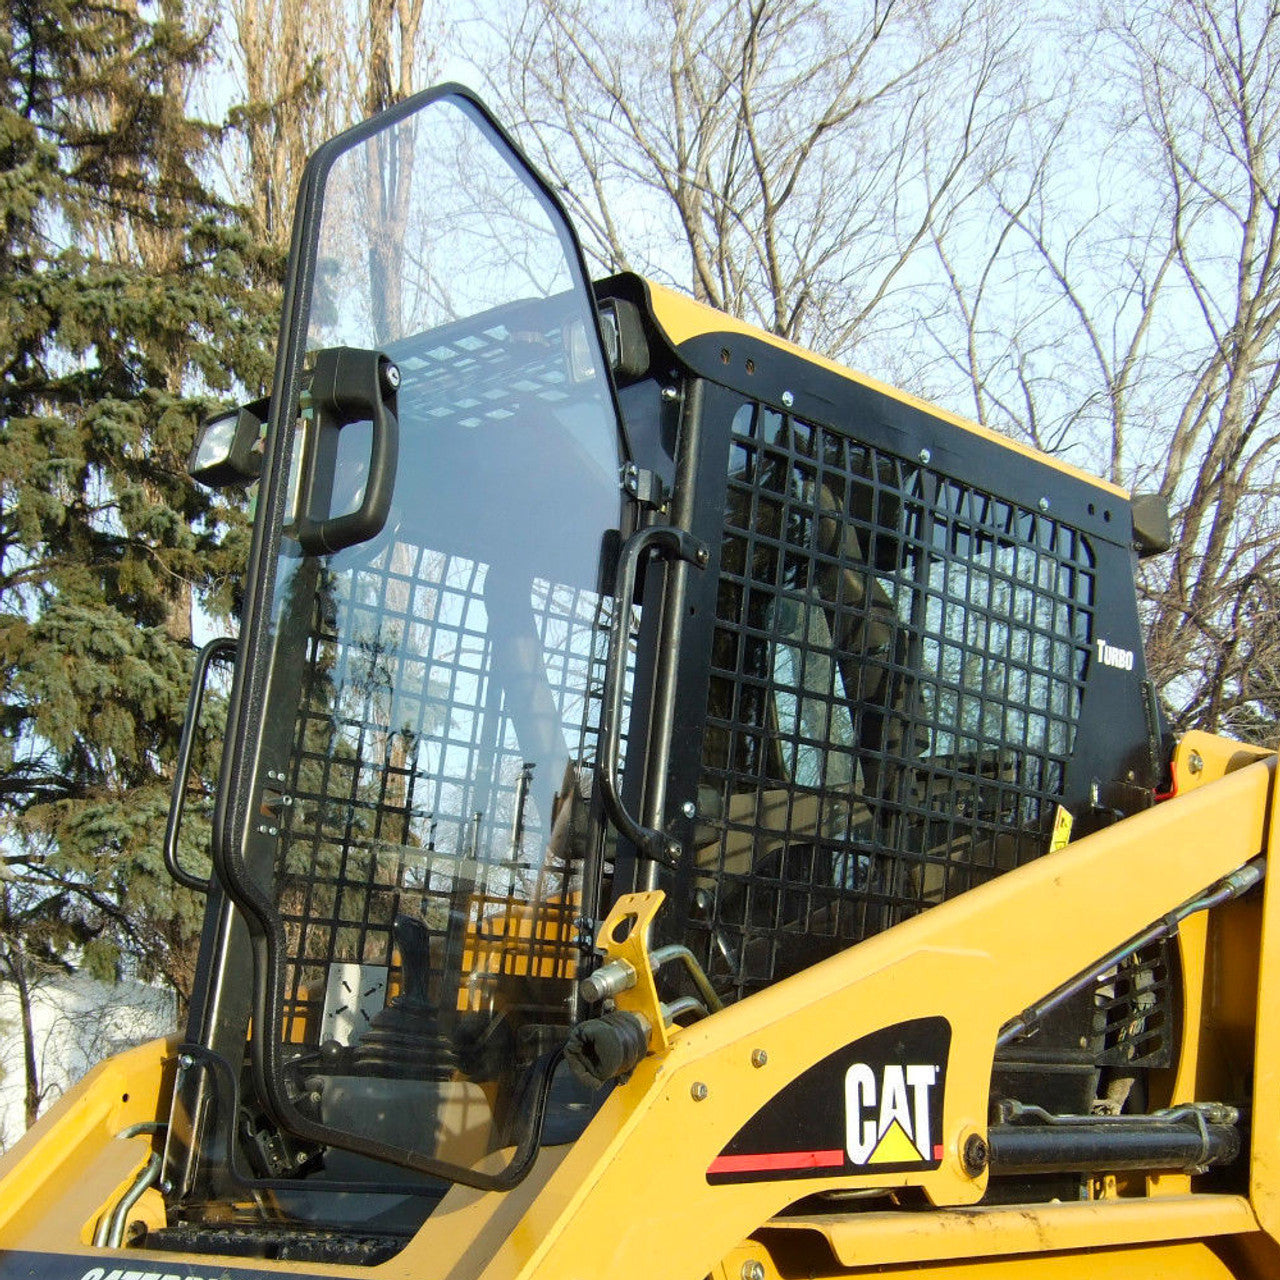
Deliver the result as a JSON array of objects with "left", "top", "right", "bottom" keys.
[
  {"left": 177, "top": 1053, "right": 194, "bottom": 1071},
  {"left": 662, "top": 386, "right": 680, "bottom": 401},
  {"left": 781, "top": 390, "right": 795, "bottom": 409},
  {"left": 1189, "top": 750, "right": 1204, "bottom": 775},
  {"left": 682, "top": 800, "right": 697, "bottom": 819},
  {"left": 159, "top": 1178, "right": 173, "bottom": 1195},
  {"left": 751, "top": 1048, "right": 768, "bottom": 1068},
  {"left": 919, "top": 448, "right": 931, "bottom": 465},
  {"left": 690, "top": 1081, "right": 709, "bottom": 1101},
  {"left": 1038, "top": 496, "right": 1050, "bottom": 512},
  {"left": 741, "top": 1263, "right": 766, "bottom": 1280},
  {"left": 962, "top": 1132, "right": 990, "bottom": 1177},
  {"left": 381, "top": 361, "right": 401, "bottom": 392}
]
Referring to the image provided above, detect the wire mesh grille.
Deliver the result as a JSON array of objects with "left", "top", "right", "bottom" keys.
[
  {"left": 273, "top": 540, "right": 613, "bottom": 1046},
  {"left": 1093, "top": 940, "right": 1176, "bottom": 1069},
  {"left": 689, "top": 404, "right": 1096, "bottom": 1003}
]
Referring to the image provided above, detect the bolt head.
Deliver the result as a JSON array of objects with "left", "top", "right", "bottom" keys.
[
  {"left": 382, "top": 361, "right": 401, "bottom": 391},
  {"left": 661, "top": 385, "right": 679, "bottom": 401},
  {"left": 781, "top": 390, "right": 795, "bottom": 409},
  {"left": 177, "top": 1053, "right": 194, "bottom": 1070},
  {"left": 1038, "top": 496, "right": 1050, "bottom": 512},
  {"left": 1189, "top": 750, "right": 1204, "bottom": 775},
  {"left": 962, "top": 1132, "right": 989, "bottom": 1177},
  {"left": 751, "top": 1048, "right": 768, "bottom": 1068},
  {"left": 690, "top": 1081, "right": 709, "bottom": 1101},
  {"left": 681, "top": 800, "right": 697, "bottom": 819},
  {"left": 919, "top": 448, "right": 931, "bottom": 465},
  {"left": 741, "top": 1262, "right": 766, "bottom": 1280}
]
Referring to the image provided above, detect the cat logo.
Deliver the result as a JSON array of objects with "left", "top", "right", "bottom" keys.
[{"left": 845, "top": 1062, "right": 941, "bottom": 1164}]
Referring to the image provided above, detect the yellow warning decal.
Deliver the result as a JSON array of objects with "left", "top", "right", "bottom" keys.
[{"left": 1049, "top": 804, "right": 1073, "bottom": 853}]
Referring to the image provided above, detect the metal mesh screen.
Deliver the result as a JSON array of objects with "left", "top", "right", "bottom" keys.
[
  {"left": 273, "top": 542, "right": 613, "bottom": 1046},
  {"left": 690, "top": 404, "right": 1095, "bottom": 1003}
]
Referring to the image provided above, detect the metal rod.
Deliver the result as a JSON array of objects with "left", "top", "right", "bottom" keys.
[
  {"left": 998, "top": 856, "right": 1265, "bottom": 1048},
  {"left": 641, "top": 377, "right": 705, "bottom": 891},
  {"left": 94, "top": 1151, "right": 163, "bottom": 1248},
  {"left": 650, "top": 943, "right": 724, "bottom": 1013}
]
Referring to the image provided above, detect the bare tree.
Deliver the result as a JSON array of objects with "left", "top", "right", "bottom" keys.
[
  {"left": 221, "top": 0, "right": 345, "bottom": 249},
  {"left": 919, "top": 0, "right": 1280, "bottom": 740},
  {"left": 493, "top": 0, "right": 1026, "bottom": 361}
]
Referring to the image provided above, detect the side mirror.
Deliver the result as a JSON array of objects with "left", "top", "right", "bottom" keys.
[
  {"left": 597, "top": 298, "right": 650, "bottom": 380},
  {"left": 189, "top": 396, "right": 269, "bottom": 488},
  {"left": 1131, "top": 492, "right": 1173, "bottom": 559}
]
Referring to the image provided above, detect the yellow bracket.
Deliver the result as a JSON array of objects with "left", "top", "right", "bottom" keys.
[
  {"left": 597, "top": 890, "right": 671, "bottom": 1054},
  {"left": 1171, "top": 729, "right": 1272, "bottom": 796}
]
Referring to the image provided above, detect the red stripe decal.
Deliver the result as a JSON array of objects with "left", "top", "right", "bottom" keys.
[{"left": 708, "top": 1148, "right": 846, "bottom": 1175}]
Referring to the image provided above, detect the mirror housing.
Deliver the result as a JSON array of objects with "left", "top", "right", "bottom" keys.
[
  {"left": 1131, "top": 492, "right": 1173, "bottom": 559},
  {"left": 189, "top": 396, "right": 268, "bottom": 488}
]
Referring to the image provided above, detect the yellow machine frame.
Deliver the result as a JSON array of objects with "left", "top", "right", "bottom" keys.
[{"left": 3, "top": 733, "right": 1279, "bottom": 1279}]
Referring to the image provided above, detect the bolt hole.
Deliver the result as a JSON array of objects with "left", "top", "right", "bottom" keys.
[
  {"left": 1087, "top": 502, "right": 1095, "bottom": 515},
  {"left": 720, "top": 347, "right": 731, "bottom": 364},
  {"left": 745, "top": 358, "right": 755, "bottom": 375},
  {"left": 1103, "top": 509, "right": 1112, "bottom": 522},
  {"left": 611, "top": 913, "right": 637, "bottom": 944},
  {"left": 121, "top": 1093, "right": 130, "bottom": 1103}
]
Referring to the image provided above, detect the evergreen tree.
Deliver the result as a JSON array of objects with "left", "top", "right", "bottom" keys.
[{"left": 0, "top": 0, "right": 278, "bottom": 1062}]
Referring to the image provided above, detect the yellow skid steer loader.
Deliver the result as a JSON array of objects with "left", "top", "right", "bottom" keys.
[{"left": 3, "top": 85, "right": 1278, "bottom": 1280}]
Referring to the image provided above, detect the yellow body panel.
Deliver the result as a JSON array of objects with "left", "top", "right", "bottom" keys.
[
  {"left": 2, "top": 760, "right": 1278, "bottom": 1279},
  {"left": 0, "top": 1037, "right": 172, "bottom": 1248}
]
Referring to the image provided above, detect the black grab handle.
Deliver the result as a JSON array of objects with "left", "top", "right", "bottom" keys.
[
  {"left": 296, "top": 346, "right": 400, "bottom": 556},
  {"left": 165, "top": 636, "right": 239, "bottom": 893}
]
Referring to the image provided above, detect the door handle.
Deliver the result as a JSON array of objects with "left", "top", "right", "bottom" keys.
[{"left": 296, "top": 346, "right": 400, "bottom": 556}]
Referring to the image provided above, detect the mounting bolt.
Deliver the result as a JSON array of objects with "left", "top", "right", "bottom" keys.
[
  {"left": 681, "top": 800, "right": 697, "bottom": 818},
  {"left": 661, "top": 386, "right": 680, "bottom": 401},
  {"left": 919, "top": 448, "right": 931, "bottom": 465},
  {"left": 751, "top": 1048, "right": 768, "bottom": 1068},
  {"left": 690, "top": 1081, "right": 709, "bottom": 1101},
  {"left": 381, "top": 360, "right": 401, "bottom": 392},
  {"left": 1038, "top": 496, "right": 1050, "bottom": 512},
  {"left": 741, "top": 1263, "right": 766, "bottom": 1280},
  {"left": 177, "top": 1053, "right": 193, "bottom": 1071},
  {"left": 781, "top": 390, "right": 795, "bottom": 409},
  {"left": 694, "top": 546, "right": 709, "bottom": 567},
  {"left": 159, "top": 1178, "right": 173, "bottom": 1195},
  {"left": 1188, "top": 750, "right": 1204, "bottom": 775},
  {"left": 962, "top": 1132, "right": 989, "bottom": 1177}
]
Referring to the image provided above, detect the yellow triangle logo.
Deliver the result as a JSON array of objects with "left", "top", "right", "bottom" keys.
[{"left": 867, "top": 1118, "right": 924, "bottom": 1164}]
